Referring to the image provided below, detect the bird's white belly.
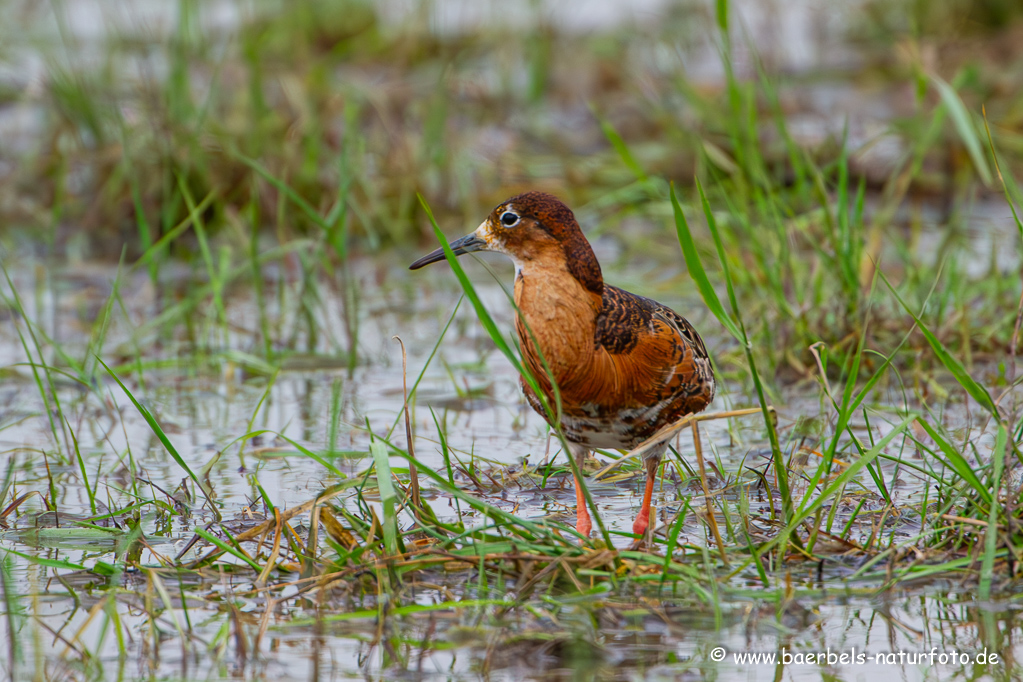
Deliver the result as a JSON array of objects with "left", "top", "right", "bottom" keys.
[{"left": 559, "top": 413, "right": 643, "bottom": 450}]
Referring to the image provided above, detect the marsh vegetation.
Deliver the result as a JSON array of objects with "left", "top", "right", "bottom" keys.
[{"left": 1, "top": 0, "right": 1023, "bottom": 679}]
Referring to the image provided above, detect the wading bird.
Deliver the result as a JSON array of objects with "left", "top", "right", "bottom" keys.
[{"left": 410, "top": 192, "right": 715, "bottom": 539}]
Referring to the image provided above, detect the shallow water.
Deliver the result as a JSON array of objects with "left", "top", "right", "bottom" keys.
[
  {"left": 1, "top": 253, "right": 1019, "bottom": 681},
  {"left": 1, "top": 0, "right": 1022, "bottom": 679},
  {"left": 0, "top": 256, "right": 748, "bottom": 537}
]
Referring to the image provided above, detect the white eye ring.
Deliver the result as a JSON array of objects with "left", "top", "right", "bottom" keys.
[{"left": 500, "top": 211, "right": 519, "bottom": 227}]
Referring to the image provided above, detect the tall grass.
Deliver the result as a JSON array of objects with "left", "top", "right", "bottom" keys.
[
  {"left": 0, "top": 0, "right": 1018, "bottom": 375},
  {"left": 0, "top": 1, "right": 1021, "bottom": 677},
  {"left": 672, "top": 180, "right": 794, "bottom": 524}
]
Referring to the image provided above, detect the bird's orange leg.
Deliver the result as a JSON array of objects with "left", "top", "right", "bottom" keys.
[
  {"left": 632, "top": 455, "right": 660, "bottom": 538},
  {"left": 574, "top": 474, "right": 592, "bottom": 537},
  {"left": 569, "top": 444, "right": 592, "bottom": 537}
]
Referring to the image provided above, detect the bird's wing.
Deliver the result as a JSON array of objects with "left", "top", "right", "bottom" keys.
[{"left": 573, "top": 287, "right": 715, "bottom": 423}]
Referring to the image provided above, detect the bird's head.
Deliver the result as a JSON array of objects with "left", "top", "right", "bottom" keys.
[{"left": 409, "top": 191, "right": 602, "bottom": 293}]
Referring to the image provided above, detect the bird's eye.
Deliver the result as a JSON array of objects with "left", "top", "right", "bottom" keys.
[{"left": 500, "top": 211, "right": 519, "bottom": 227}]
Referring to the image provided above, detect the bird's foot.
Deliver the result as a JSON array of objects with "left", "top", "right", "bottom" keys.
[
  {"left": 632, "top": 511, "right": 650, "bottom": 539},
  {"left": 576, "top": 516, "right": 593, "bottom": 538}
]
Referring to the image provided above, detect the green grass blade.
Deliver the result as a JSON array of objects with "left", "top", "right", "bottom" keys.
[
  {"left": 384, "top": 444, "right": 575, "bottom": 547},
  {"left": 916, "top": 418, "right": 992, "bottom": 506},
  {"left": 176, "top": 174, "right": 227, "bottom": 330},
  {"left": 978, "top": 423, "right": 1006, "bottom": 600},
  {"left": 0, "top": 548, "right": 86, "bottom": 571},
  {"left": 981, "top": 108, "right": 1023, "bottom": 242},
  {"left": 386, "top": 296, "right": 463, "bottom": 440},
  {"left": 595, "top": 110, "right": 647, "bottom": 182},
  {"left": 232, "top": 150, "right": 330, "bottom": 231},
  {"left": 929, "top": 74, "right": 992, "bottom": 185},
  {"left": 669, "top": 182, "right": 741, "bottom": 340},
  {"left": 791, "top": 413, "right": 916, "bottom": 526},
  {"left": 715, "top": 0, "right": 729, "bottom": 32},
  {"left": 98, "top": 358, "right": 220, "bottom": 520},
  {"left": 695, "top": 178, "right": 741, "bottom": 322},
  {"left": 65, "top": 417, "right": 97, "bottom": 516},
  {"left": 0, "top": 265, "right": 70, "bottom": 459},
  {"left": 131, "top": 190, "right": 217, "bottom": 272},
  {"left": 677, "top": 179, "right": 791, "bottom": 521},
  {"left": 370, "top": 441, "right": 399, "bottom": 556},
  {"left": 881, "top": 272, "right": 999, "bottom": 420},
  {"left": 661, "top": 500, "right": 690, "bottom": 582},
  {"left": 191, "top": 527, "right": 263, "bottom": 572}
]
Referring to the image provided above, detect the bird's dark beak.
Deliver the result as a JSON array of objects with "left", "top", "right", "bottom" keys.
[{"left": 409, "top": 232, "right": 487, "bottom": 270}]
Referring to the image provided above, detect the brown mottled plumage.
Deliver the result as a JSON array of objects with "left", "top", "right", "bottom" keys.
[{"left": 410, "top": 191, "right": 715, "bottom": 539}]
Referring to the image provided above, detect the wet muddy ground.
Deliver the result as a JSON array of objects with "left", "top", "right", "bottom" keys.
[
  {"left": 2, "top": 0, "right": 1023, "bottom": 680},
  {"left": 1, "top": 255, "right": 1019, "bottom": 681}
]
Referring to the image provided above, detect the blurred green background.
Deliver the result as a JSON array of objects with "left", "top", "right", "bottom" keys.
[{"left": 1, "top": 0, "right": 1022, "bottom": 373}]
